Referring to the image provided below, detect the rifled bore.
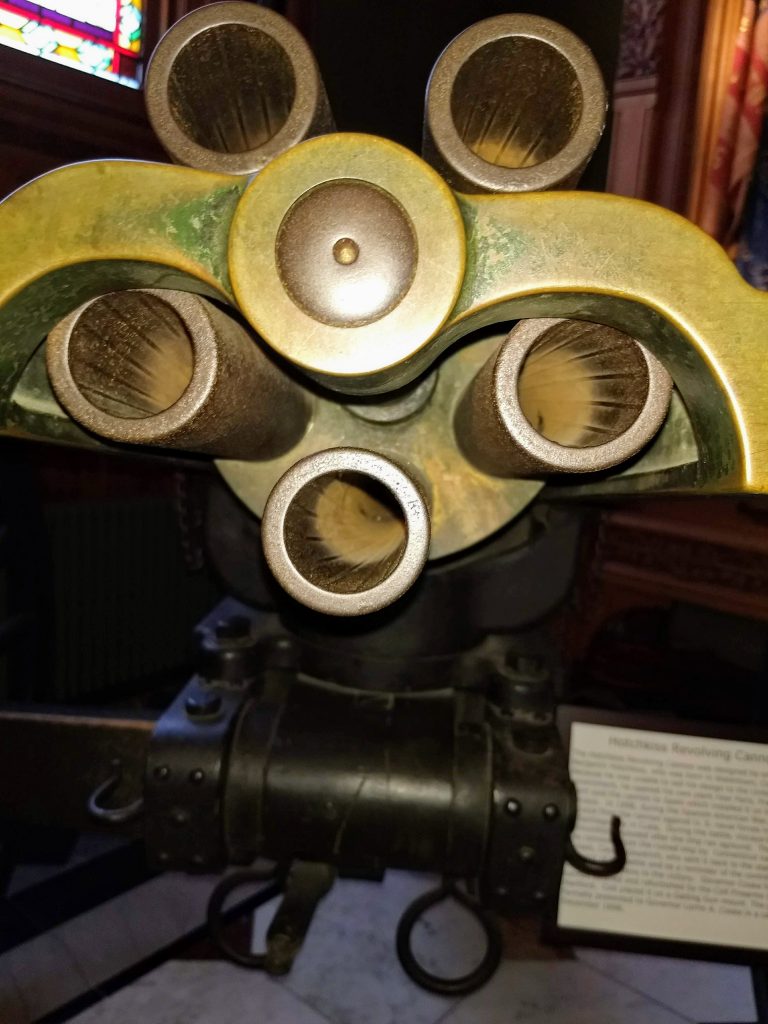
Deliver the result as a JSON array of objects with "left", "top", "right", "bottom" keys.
[
  {"left": 454, "top": 318, "right": 673, "bottom": 476},
  {"left": 424, "top": 14, "right": 606, "bottom": 193},
  {"left": 145, "top": 1, "right": 333, "bottom": 174},
  {"left": 46, "top": 289, "right": 311, "bottom": 459},
  {"left": 262, "top": 448, "right": 430, "bottom": 616}
]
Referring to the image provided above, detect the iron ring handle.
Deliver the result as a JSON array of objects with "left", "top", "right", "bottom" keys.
[{"left": 396, "top": 879, "right": 503, "bottom": 996}]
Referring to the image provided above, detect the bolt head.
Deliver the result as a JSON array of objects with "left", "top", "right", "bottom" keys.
[
  {"left": 505, "top": 798, "right": 521, "bottom": 816},
  {"left": 543, "top": 803, "right": 560, "bottom": 821},
  {"left": 214, "top": 616, "right": 251, "bottom": 641},
  {"left": 185, "top": 692, "right": 222, "bottom": 719}
]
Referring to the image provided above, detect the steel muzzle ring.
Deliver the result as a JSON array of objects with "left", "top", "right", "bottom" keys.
[
  {"left": 262, "top": 447, "right": 431, "bottom": 616},
  {"left": 145, "top": 1, "right": 333, "bottom": 175},
  {"left": 424, "top": 14, "right": 607, "bottom": 193}
]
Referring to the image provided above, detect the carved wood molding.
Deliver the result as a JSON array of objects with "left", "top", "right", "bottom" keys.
[{"left": 564, "top": 498, "right": 768, "bottom": 665}]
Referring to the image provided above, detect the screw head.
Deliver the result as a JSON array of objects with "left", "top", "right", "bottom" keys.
[
  {"left": 543, "top": 803, "right": 560, "bottom": 821},
  {"left": 332, "top": 237, "right": 360, "bottom": 265},
  {"left": 505, "top": 798, "right": 521, "bottom": 816},
  {"left": 519, "top": 845, "right": 536, "bottom": 863},
  {"left": 189, "top": 769, "right": 205, "bottom": 785},
  {"left": 153, "top": 765, "right": 170, "bottom": 781}
]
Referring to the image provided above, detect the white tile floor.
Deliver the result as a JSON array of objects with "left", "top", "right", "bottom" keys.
[
  {"left": 0, "top": 873, "right": 216, "bottom": 1023},
  {"left": 0, "top": 871, "right": 758, "bottom": 1023}
]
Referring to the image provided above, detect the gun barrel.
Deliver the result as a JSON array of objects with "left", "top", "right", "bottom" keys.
[
  {"left": 46, "top": 289, "right": 311, "bottom": 460},
  {"left": 423, "top": 14, "right": 606, "bottom": 193},
  {"left": 454, "top": 318, "right": 673, "bottom": 477},
  {"left": 262, "top": 448, "right": 430, "bottom": 617},
  {"left": 144, "top": 1, "right": 333, "bottom": 175}
]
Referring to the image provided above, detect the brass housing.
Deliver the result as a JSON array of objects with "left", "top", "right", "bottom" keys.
[
  {"left": 229, "top": 133, "right": 466, "bottom": 390},
  {"left": 3, "top": 159, "right": 766, "bottom": 492}
]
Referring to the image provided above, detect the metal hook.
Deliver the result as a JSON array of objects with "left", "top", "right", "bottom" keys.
[
  {"left": 396, "top": 878, "right": 503, "bottom": 996},
  {"left": 87, "top": 759, "right": 144, "bottom": 825},
  {"left": 565, "top": 815, "right": 626, "bottom": 877}
]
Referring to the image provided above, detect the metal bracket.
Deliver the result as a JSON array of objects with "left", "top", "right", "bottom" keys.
[{"left": 207, "top": 861, "right": 335, "bottom": 974}]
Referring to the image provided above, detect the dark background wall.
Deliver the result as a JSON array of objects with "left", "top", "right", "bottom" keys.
[{"left": 297, "top": 0, "right": 625, "bottom": 189}]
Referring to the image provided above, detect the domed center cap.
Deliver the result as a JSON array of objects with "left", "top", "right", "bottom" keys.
[{"left": 276, "top": 179, "right": 418, "bottom": 328}]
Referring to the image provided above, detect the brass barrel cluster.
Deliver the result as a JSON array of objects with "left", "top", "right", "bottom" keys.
[{"left": 43, "top": 3, "right": 674, "bottom": 617}]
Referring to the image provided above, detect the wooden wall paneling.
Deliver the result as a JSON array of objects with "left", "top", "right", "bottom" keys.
[
  {"left": 606, "top": 0, "right": 709, "bottom": 208},
  {"left": 607, "top": 75, "right": 659, "bottom": 198},
  {"left": 565, "top": 497, "right": 768, "bottom": 668}
]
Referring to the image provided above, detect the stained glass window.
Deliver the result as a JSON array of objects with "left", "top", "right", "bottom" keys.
[{"left": 0, "top": 0, "right": 143, "bottom": 88}]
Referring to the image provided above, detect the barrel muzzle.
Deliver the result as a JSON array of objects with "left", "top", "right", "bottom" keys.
[
  {"left": 46, "top": 289, "right": 311, "bottom": 460},
  {"left": 262, "top": 448, "right": 430, "bottom": 617},
  {"left": 454, "top": 318, "right": 673, "bottom": 476},
  {"left": 423, "top": 14, "right": 606, "bottom": 193},
  {"left": 144, "top": 1, "right": 334, "bottom": 175}
]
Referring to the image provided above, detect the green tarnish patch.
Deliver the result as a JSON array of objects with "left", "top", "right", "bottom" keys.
[
  {"left": 160, "top": 183, "right": 246, "bottom": 294},
  {"left": 451, "top": 197, "right": 528, "bottom": 317},
  {"left": 6, "top": 343, "right": 103, "bottom": 449}
]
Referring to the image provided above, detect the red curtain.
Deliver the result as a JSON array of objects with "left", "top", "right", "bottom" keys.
[{"left": 697, "top": 0, "right": 768, "bottom": 248}]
